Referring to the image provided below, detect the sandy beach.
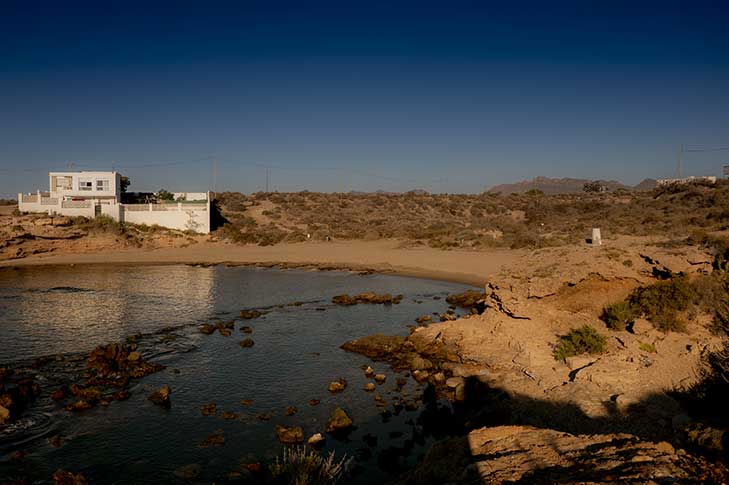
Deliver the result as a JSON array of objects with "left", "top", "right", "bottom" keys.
[{"left": 0, "top": 239, "right": 521, "bottom": 287}]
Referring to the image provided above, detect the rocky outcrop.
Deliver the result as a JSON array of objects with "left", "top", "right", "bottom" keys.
[{"left": 395, "top": 425, "right": 728, "bottom": 484}]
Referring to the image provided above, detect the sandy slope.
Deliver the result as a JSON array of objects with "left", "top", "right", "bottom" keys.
[{"left": 0, "top": 240, "right": 521, "bottom": 286}]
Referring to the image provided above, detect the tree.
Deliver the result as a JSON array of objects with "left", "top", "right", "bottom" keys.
[
  {"left": 120, "top": 176, "right": 131, "bottom": 193},
  {"left": 155, "top": 189, "right": 175, "bottom": 201}
]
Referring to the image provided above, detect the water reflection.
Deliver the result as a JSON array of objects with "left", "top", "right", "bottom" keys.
[{"left": 0, "top": 265, "right": 215, "bottom": 362}]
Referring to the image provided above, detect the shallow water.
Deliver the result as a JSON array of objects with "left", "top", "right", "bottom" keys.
[{"left": 0, "top": 264, "right": 475, "bottom": 483}]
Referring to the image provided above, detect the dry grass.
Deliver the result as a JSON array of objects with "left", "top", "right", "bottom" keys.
[{"left": 214, "top": 180, "right": 729, "bottom": 248}]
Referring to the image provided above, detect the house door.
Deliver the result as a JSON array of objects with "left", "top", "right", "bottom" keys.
[{"left": 95, "top": 204, "right": 101, "bottom": 217}]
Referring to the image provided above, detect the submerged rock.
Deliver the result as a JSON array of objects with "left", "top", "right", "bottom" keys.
[
  {"left": 199, "top": 431, "right": 225, "bottom": 448},
  {"left": 65, "top": 400, "right": 93, "bottom": 412},
  {"left": 240, "top": 310, "right": 263, "bottom": 320},
  {"left": 332, "top": 293, "right": 403, "bottom": 306},
  {"left": 275, "top": 425, "right": 304, "bottom": 444},
  {"left": 240, "top": 326, "right": 253, "bottom": 334},
  {"left": 222, "top": 411, "right": 239, "bottom": 420},
  {"left": 239, "top": 338, "right": 255, "bottom": 348},
  {"left": 325, "top": 407, "right": 353, "bottom": 433},
  {"left": 308, "top": 399, "right": 320, "bottom": 406},
  {"left": 340, "top": 334, "right": 406, "bottom": 360},
  {"left": 199, "top": 324, "right": 216, "bottom": 335},
  {"left": 148, "top": 385, "right": 171, "bottom": 407},
  {"left": 52, "top": 469, "right": 88, "bottom": 485},
  {"left": 240, "top": 399, "right": 253, "bottom": 406},
  {"left": 201, "top": 403, "right": 217, "bottom": 416},
  {"left": 173, "top": 464, "right": 202, "bottom": 480},
  {"left": 284, "top": 406, "right": 298, "bottom": 416},
  {"left": 445, "top": 290, "right": 486, "bottom": 307},
  {"left": 415, "top": 315, "right": 432, "bottom": 324}
]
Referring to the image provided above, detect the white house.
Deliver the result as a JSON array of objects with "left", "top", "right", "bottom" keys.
[{"left": 18, "top": 171, "right": 211, "bottom": 234}]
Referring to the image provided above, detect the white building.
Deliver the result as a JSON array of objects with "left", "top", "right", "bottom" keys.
[{"left": 18, "top": 171, "right": 211, "bottom": 234}]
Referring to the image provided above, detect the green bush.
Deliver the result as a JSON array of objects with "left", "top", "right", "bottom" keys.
[
  {"left": 601, "top": 301, "right": 635, "bottom": 331},
  {"left": 627, "top": 276, "right": 694, "bottom": 332},
  {"left": 553, "top": 325, "right": 607, "bottom": 362}
]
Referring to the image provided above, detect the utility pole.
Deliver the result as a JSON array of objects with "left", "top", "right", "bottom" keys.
[
  {"left": 212, "top": 159, "right": 217, "bottom": 198},
  {"left": 677, "top": 144, "right": 684, "bottom": 178}
]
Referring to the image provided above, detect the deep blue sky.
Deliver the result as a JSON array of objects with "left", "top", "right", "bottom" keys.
[{"left": 1, "top": 1, "right": 728, "bottom": 196}]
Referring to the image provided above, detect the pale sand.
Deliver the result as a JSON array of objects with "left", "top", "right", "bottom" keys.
[{"left": 0, "top": 240, "right": 522, "bottom": 286}]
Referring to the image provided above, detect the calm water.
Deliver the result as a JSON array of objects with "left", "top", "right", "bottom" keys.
[{"left": 0, "top": 264, "right": 474, "bottom": 483}]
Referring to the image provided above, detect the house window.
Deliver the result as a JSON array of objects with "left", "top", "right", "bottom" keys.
[
  {"left": 79, "top": 180, "right": 93, "bottom": 191},
  {"left": 55, "top": 176, "right": 72, "bottom": 190},
  {"left": 96, "top": 179, "right": 110, "bottom": 191}
]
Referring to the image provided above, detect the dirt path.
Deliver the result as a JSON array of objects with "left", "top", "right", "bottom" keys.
[{"left": 0, "top": 240, "right": 521, "bottom": 286}]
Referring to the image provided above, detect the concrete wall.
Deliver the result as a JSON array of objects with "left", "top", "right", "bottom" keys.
[
  {"left": 121, "top": 205, "right": 209, "bottom": 233},
  {"left": 18, "top": 189, "right": 211, "bottom": 234}
]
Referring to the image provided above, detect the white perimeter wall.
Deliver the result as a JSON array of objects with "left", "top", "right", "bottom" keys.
[{"left": 121, "top": 206, "right": 210, "bottom": 233}]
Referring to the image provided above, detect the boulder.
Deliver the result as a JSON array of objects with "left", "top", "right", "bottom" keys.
[
  {"left": 127, "top": 351, "right": 141, "bottom": 362},
  {"left": 307, "top": 433, "right": 326, "bottom": 447},
  {"left": 218, "top": 327, "right": 231, "bottom": 336},
  {"left": 410, "top": 355, "right": 433, "bottom": 371},
  {"left": 240, "top": 326, "right": 253, "bottom": 334},
  {"left": 328, "top": 378, "right": 347, "bottom": 393},
  {"left": 148, "top": 385, "right": 171, "bottom": 407},
  {"left": 275, "top": 425, "right": 304, "bottom": 444},
  {"left": 415, "top": 315, "right": 432, "bottom": 324},
  {"left": 364, "top": 383, "right": 376, "bottom": 392},
  {"left": 199, "top": 323, "right": 216, "bottom": 335},
  {"left": 325, "top": 407, "right": 353, "bottom": 433},
  {"left": 364, "top": 365, "right": 375, "bottom": 377},
  {"left": 0, "top": 405, "right": 9, "bottom": 424},
  {"left": 446, "top": 376, "right": 465, "bottom": 389},
  {"left": 374, "top": 374, "right": 387, "bottom": 384}
]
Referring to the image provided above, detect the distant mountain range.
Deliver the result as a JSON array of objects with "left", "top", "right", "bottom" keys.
[{"left": 488, "top": 176, "right": 657, "bottom": 195}]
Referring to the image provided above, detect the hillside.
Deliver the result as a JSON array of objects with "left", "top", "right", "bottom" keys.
[
  {"left": 214, "top": 179, "right": 729, "bottom": 249},
  {"left": 488, "top": 176, "right": 656, "bottom": 194}
]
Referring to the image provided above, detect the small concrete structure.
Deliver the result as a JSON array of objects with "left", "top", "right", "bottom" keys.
[
  {"left": 18, "top": 171, "right": 211, "bottom": 233},
  {"left": 591, "top": 228, "right": 602, "bottom": 246}
]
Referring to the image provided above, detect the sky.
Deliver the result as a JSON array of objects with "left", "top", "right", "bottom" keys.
[{"left": 1, "top": 1, "right": 728, "bottom": 197}]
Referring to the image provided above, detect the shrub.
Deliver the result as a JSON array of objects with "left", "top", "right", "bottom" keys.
[
  {"left": 639, "top": 342, "right": 657, "bottom": 353},
  {"left": 269, "top": 446, "right": 347, "bottom": 485},
  {"left": 553, "top": 325, "right": 607, "bottom": 362},
  {"left": 601, "top": 301, "right": 635, "bottom": 331},
  {"left": 627, "top": 276, "right": 694, "bottom": 332}
]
